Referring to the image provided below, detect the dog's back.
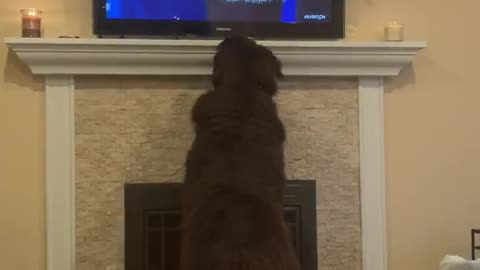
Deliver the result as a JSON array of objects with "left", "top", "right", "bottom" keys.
[{"left": 181, "top": 37, "right": 300, "bottom": 270}]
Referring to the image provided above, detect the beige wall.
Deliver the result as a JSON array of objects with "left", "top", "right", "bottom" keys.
[{"left": 0, "top": 0, "right": 479, "bottom": 270}]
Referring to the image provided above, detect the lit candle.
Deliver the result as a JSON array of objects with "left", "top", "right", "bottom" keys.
[
  {"left": 21, "top": 8, "right": 42, "bottom": 38},
  {"left": 385, "top": 21, "right": 404, "bottom": 42}
]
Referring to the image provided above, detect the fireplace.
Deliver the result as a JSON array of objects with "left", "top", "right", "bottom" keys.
[
  {"left": 4, "top": 37, "right": 425, "bottom": 270},
  {"left": 125, "top": 180, "right": 317, "bottom": 270}
]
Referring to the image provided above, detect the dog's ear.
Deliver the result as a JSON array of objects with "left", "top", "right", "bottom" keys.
[
  {"left": 212, "top": 53, "right": 223, "bottom": 89},
  {"left": 273, "top": 53, "right": 284, "bottom": 79},
  {"left": 253, "top": 45, "right": 283, "bottom": 95}
]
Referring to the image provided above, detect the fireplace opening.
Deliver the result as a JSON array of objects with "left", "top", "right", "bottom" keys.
[{"left": 125, "top": 180, "right": 317, "bottom": 270}]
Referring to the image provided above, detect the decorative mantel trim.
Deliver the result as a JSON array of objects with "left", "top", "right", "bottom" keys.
[
  {"left": 5, "top": 38, "right": 425, "bottom": 270},
  {"left": 5, "top": 38, "right": 425, "bottom": 76}
]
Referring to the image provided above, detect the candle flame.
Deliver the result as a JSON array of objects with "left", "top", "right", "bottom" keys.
[{"left": 21, "top": 8, "right": 41, "bottom": 16}]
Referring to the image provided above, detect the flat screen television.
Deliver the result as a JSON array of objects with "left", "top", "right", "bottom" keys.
[{"left": 93, "top": 0, "right": 344, "bottom": 39}]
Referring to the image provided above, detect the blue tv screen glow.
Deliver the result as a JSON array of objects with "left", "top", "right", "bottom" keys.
[{"left": 105, "top": 0, "right": 332, "bottom": 24}]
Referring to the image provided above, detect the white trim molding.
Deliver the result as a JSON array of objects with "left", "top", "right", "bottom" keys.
[{"left": 5, "top": 38, "right": 425, "bottom": 270}]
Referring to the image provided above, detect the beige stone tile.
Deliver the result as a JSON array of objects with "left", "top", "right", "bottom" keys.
[{"left": 75, "top": 78, "right": 362, "bottom": 270}]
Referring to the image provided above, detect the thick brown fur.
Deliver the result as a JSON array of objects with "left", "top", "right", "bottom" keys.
[{"left": 181, "top": 36, "right": 300, "bottom": 270}]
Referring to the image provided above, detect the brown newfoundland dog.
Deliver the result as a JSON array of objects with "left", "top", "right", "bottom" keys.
[{"left": 181, "top": 36, "right": 300, "bottom": 270}]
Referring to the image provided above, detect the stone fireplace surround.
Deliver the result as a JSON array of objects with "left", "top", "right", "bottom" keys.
[{"left": 5, "top": 38, "right": 425, "bottom": 270}]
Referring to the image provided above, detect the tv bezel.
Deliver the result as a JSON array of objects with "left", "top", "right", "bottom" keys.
[{"left": 93, "top": 0, "right": 345, "bottom": 39}]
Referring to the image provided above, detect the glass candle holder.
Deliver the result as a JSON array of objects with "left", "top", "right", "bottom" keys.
[
  {"left": 21, "top": 8, "right": 42, "bottom": 38},
  {"left": 384, "top": 21, "right": 404, "bottom": 42}
]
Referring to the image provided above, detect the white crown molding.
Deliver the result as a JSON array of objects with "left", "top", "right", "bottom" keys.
[
  {"left": 5, "top": 38, "right": 425, "bottom": 76},
  {"left": 3, "top": 37, "right": 425, "bottom": 270}
]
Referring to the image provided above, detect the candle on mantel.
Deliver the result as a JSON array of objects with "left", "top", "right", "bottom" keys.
[
  {"left": 21, "top": 8, "right": 42, "bottom": 38},
  {"left": 385, "top": 21, "right": 404, "bottom": 42}
]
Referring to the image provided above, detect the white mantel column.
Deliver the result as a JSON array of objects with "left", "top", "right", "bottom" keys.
[
  {"left": 358, "top": 77, "right": 388, "bottom": 270},
  {"left": 45, "top": 75, "right": 76, "bottom": 270}
]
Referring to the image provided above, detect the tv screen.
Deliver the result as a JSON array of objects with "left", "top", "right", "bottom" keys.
[{"left": 93, "top": 0, "right": 344, "bottom": 39}]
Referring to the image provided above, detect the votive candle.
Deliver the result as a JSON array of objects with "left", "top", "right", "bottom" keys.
[{"left": 385, "top": 21, "right": 404, "bottom": 42}]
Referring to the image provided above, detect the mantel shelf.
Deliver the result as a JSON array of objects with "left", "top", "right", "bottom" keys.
[{"left": 5, "top": 38, "right": 425, "bottom": 77}]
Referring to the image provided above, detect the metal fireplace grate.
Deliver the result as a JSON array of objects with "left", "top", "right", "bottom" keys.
[
  {"left": 145, "top": 211, "right": 181, "bottom": 270},
  {"left": 143, "top": 207, "right": 302, "bottom": 270},
  {"left": 126, "top": 181, "right": 317, "bottom": 270}
]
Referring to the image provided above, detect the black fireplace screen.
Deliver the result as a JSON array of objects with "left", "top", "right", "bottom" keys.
[{"left": 125, "top": 181, "right": 317, "bottom": 270}]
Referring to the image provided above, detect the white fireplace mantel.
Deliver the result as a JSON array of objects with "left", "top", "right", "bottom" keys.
[
  {"left": 5, "top": 38, "right": 426, "bottom": 270},
  {"left": 5, "top": 38, "right": 424, "bottom": 76}
]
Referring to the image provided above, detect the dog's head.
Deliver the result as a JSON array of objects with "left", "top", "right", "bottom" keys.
[{"left": 212, "top": 36, "right": 283, "bottom": 96}]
